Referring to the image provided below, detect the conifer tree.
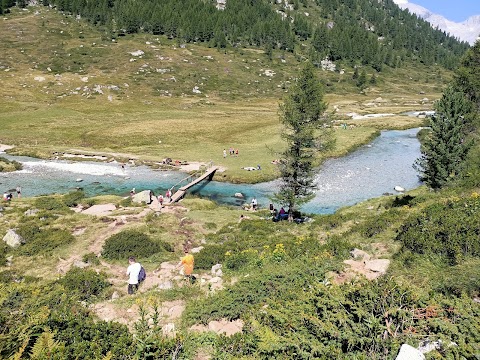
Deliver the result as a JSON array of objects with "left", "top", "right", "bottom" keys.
[
  {"left": 274, "top": 62, "right": 334, "bottom": 219},
  {"left": 414, "top": 86, "right": 474, "bottom": 190}
]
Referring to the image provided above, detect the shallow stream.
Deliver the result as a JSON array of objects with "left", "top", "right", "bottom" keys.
[{"left": 0, "top": 128, "right": 422, "bottom": 214}]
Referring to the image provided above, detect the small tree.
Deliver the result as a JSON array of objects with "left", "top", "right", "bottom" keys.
[
  {"left": 274, "top": 62, "right": 334, "bottom": 219},
  {"left": 414, "top": 86, "right": 474, "bottom": 190}
]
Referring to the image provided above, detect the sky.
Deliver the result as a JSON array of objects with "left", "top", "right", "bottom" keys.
[{"left": 395, "top": 0, "right": 480, "bottom": 22}]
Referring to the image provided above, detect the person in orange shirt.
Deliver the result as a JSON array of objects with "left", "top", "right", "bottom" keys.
[{"left": 178, "top": 247, "right": 195, "bottom": 284}]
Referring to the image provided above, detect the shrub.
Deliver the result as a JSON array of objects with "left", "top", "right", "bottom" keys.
[
  {"left": 34, "top": 196, "right": 66, "bottom": 211},
  {"left": 58, "top": 267, "right": 110, "bottom": 301},
  {"left": 18, "top": 228, "right": 75, "bottom": 256},
  {"left": 62, "top": 190, "right": 85, "bottom": 207},
  {"left": 396, "top": 196, "right": 480, "bottom": 264},
  {"left": 102, "top": 229, "right": 161, "bottom": 260},
  {"left": 82, "top": 252, "right": 101, "bottom": 265},
  {"left": 355, "top": 209, "right": 401, "bottom": 238},
  {"left": 195, "top": 244, "right": 229, "bottom": 270}
]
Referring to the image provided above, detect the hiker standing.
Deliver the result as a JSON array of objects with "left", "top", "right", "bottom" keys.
[
  {"left": 158, "top": 194, "right": 164, "bottom": 208},
  {"left": 16, "top": 186, "right": 21, "bottom": 198},
  {"left": 251, "top": 197, "right": 257, "bottom": 211},
  {"left": 126, "top": 256, "right": 142, "bottom": 295},
  {"left": 178, "top": 247, "right": 195, "bottom": 283}
]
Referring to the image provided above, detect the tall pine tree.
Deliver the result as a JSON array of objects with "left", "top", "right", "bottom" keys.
[
  {"left": 414, "top": 86, "right": 473, "bottom": 190},
  {"left": 274, "top": 62, "right": 334, "bottom": 219}
]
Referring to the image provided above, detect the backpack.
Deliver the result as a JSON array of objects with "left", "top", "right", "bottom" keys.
[{"left": 138, "top": 266, "right": 146, "bottom": 282}]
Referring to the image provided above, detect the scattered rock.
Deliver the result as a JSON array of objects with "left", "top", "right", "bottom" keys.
[
  {"left": 395, "top": 344, "right": 425, "bottom": 360},
  {"left": 364, "top": 259, "right": 390, "bottom": 274},
  {"left": 24, "top": 208, "right": 39, "bottom": 216},
  {"left": 3, "top": 229, "right": 24, "bottom": 248},
  {"left": 158, "top": 281, "right": 173, "bottom": 290},
  {"left": 418, "top": 339, "right": 442, "bottom": 354},
  {"left": 73, "top": 260, "right": 90, "bottom": 269},
  {"left": 129, "top": 50, "right": 144, "bottom": 57},
  {"left": 350, "top": 248, "right": 371, "bottom": 261},
  {"left": 211, "top": 264, "right": 223, "bottom": 277},
  {"left": 190, "top": 246, "right": 204, "bottom": 253}
]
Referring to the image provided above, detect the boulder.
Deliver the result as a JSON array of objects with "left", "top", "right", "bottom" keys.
[
  {"left": 365, "top": 259, "right": 390, "bottom": 274},
  {"left": 234, "top": 192, "right": 244, "bottom": 198},
  {"left": 132, "top": 190, "right": 153, "bottom": 204},
  {"left": 211, "top": 264, "right": 223, "bottom": 277},
  {"left": 73, "top": 260, "right": 90, "bottom": 269},
  {"left": 395, "top": 344, "right": 425, "bottom": 360},
  {"left": 3, "top": 229, "right": 24, "bottom": 248},
  {"left": 394, "top": 186, "right": 405, "bottom": 192}
]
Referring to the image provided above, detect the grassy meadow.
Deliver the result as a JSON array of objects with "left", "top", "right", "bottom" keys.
[{"left": 0, "top": 6, "right": 446, "bottom": 183}]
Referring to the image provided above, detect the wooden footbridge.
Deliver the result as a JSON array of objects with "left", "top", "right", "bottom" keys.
[{"left": 166, "top": 166, "right": 219, "bottom": 204}]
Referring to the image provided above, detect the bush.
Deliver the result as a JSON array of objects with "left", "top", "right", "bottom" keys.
[
  {"left": 396, "top": 195, "right": 480, "bottom": 264},
  {"left": 58, "top": 267, "right": 111, "bottom": 301},
  {"left": 354, "top": 209, "right": 401, "bottom": 238},
  {"left": 82, "top": 252, "right": 101, "bottom": 265},
  {"left": 62, "top": 190, "right": 85, "bottom": 207},
  {"left": 18, "top": 228, "right": 75, "bottom": 256},
  {"left": 34, "top": 196, "right": 66, "bottom": 211},
  {"left": 102, "top": 229, "right": 162, "bottom": 260},
  {"left": 195, "top": 244, "right": 229, "bottom": 270}
]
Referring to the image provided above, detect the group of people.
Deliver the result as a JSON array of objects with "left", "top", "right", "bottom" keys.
[
  {"left": 3, "top": 186, "right": 21, "bottom": 201},
  {"left": 223, "top": 147, "right": 239, "bottom": 158},
  {"left": 126, "top": 246, "right": 195, "bottom": 295},
  {"left": 157, "top": 189, "right": 172, "bottom": 207},
  {"left": 270, "top": 203, "right": 289, "bottom": 221}
]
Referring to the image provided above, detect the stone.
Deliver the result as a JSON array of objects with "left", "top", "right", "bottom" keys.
[
  {"left": 209, "top": 276, "right": 223, "bottom": 284},
  {"left": 394, "top": 186, "right": 405, "bottom": 192},
  {"left": 3, "top": 229, "right": 24, "bottom": 248},
  {"left": 418, "top": 339, "right": 442, "bottom": 354},
  {"left": 163, "top": 323, "right": 175, "bottom": 335},
  {"left": 364, "top": 259, "right": 390, "bottom": 274},
  {"left": 24, "top": 208, "right": 39, "bottom": 216},
  {"left": 190, "top": 246, "right": 204, "bottom": 253},
  {"left": 350, "top": 248, "right": 371, "bottom": 261},
  {"left": 211, "top": 264, "right": 223, "bottom": 276},
  {"left": 111, "top": 291, "right": 120, "bottom": 300},
  {"left": 158, "top": 281, "right": 173, "bottom": 290},
  {"left": 395, "top": 344, "right": 425, "bottom": 360},
  {"left": 234, "top": 192, "right": 244, "bottom": 198},
  {"left": 73, "top": 260, "right": 90, "bottom": 269},
  {"left": 132, "top": 190, "right": 153, "bottom": 204}
]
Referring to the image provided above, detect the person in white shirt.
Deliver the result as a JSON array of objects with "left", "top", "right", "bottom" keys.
[{"left": 126, "top": 256, "right": 141, "bottom": 295}]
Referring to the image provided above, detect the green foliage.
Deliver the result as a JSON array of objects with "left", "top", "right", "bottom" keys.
[
  {"left": 275, "top": 61, "right": 334, "bottom": 216},
  {"left": 62, "top": 190, "right": 85, "bottom": 207},
  {"left": 0, "top": 282, "right": 135, "bottom": 359},
  {"left": 82, "top": 252, "right": 101, "bottom": 265},
  {"left": 58, "top": 267, "right": 110, "bottom": 301},
  {"left": 0, "top": 156, "right": 22, "bottom": 172},
  {"left": 102, "top": 229, "right": 162, "bottom": 260},
  {"left": 354, "top": 209, "right": 401, "bottom": 238},
  {"left": 15, "top": 224, "right": 75, "bottom": 256},
  {"left": 414, "top": 86, "right": 474, "bottom": 190},
  {"left": 396, "top": 194, "right": 480, "bottom": 264},
  {"left": 34, "top": 196, "right": 67, "bottom": 211}
]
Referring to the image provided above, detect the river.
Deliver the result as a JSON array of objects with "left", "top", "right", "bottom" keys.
[{"left": 0, "top": 128, "right": 422, "bottom": 214}]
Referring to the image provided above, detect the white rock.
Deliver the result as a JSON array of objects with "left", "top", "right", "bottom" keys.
[
  {"left": 394, "top": 186, "right": 405, "bottom": 192},
  {"left": 3, "top": 229, "right": 24, "bottom": 248},
  {"left": 129, "top": 50, "right": 144, "bottom": 57},
  {"left": 395, "top": 344, "right": 425, "bottom": 360},
  {"left": 34, "top": 76, "right": 45, "bottom": 82}
]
